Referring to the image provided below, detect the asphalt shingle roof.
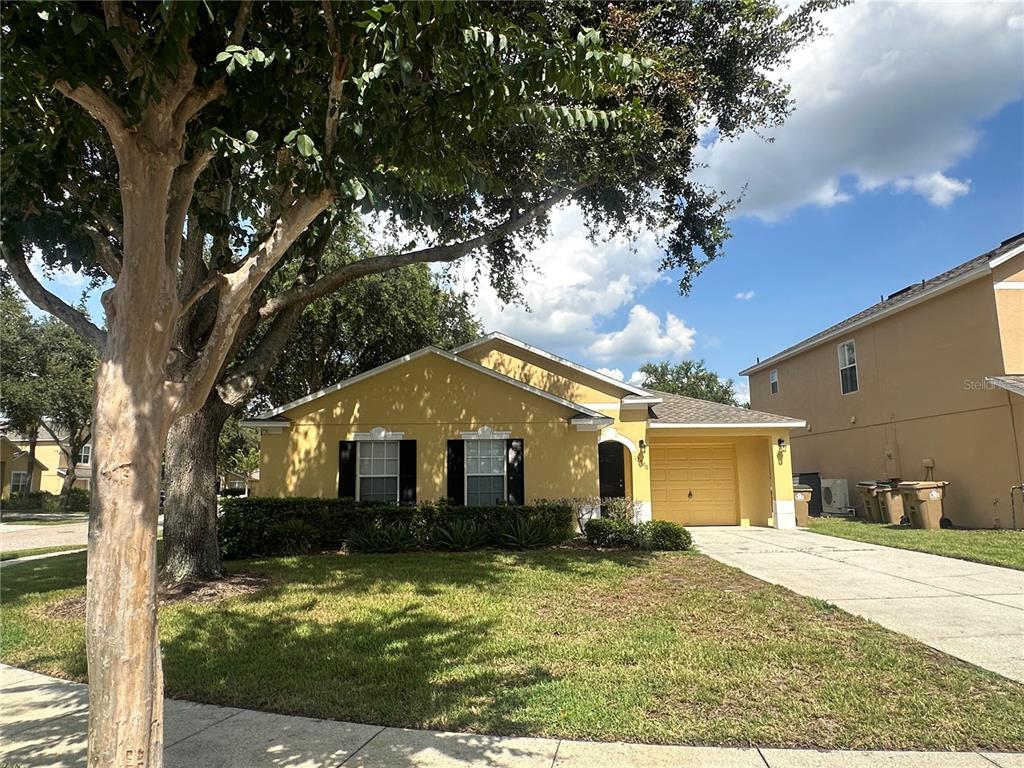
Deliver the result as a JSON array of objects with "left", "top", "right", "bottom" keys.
[
  {"left": 746, "top": 233, "right": 1023, "bottom": 373},
  {"left": 988, "top": 375, "right": 1024, "bottom": 397},
  {"left": 648, "top": 390, "right": 804, "bottom": 426}
]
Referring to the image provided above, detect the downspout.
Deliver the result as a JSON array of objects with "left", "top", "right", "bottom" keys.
[{"left": 1007, "top": 389, "right": 1023, "bottom": 530}]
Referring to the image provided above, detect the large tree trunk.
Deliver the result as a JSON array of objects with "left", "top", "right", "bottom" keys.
[
  {"left": 25, "top": 429, "right": 37, "bottom": 493},
  {"left": 59, "top": 462, "right": 78, "bottom": 507},
  {"left": 161, "top": 392, "right": 231, "bottom": 583},
  {"left": 85, "top": 150, "right": 178, "bottom": 768}
]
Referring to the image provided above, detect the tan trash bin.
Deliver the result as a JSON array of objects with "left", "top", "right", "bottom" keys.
[
  {"left": 876, "top": 482, "right": 905, "bottom": 525},
  {"left": 897, "top": 481, "right": 949, "bottom": 530},
  {"left": 856, "top": 481, "right": 883, "bottom": 523},
  {"left": 793, "top": 484, "right": 813, "bottom": 527}
]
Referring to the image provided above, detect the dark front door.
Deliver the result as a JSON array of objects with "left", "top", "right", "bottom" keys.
[{"left": 599, "top": 441, "right": 626, "bottom": 499}]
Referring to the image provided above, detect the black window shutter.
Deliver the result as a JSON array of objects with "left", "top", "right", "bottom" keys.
[
  {"left": 338, "top": 440, "right": 357, "bottom": 498},
  {"left": 399, "top": 439, "right": 416, "bottom": 504},
  {"left": 506, "top": 438, "right": 525, "bottom": 505},
  {"left": 447, "top": 439, "right": 465, "bottom": 505}
]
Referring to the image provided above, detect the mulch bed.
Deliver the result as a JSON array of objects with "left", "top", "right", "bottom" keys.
[{"left": 44, "top": 573, "right": 272, "bottom": 620}]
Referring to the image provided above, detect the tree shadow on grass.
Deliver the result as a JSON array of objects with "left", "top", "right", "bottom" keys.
[
  {"left": 161, "top": 595, "right": 554, "bottom": 738},
  {"left": 236, "top": 547, "right": 658, "bottom": 597}
]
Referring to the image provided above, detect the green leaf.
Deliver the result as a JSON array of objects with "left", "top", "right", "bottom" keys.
[
  {"left": 216, "top": 51, "right": 232, "bottom": 63},
  {"left": 70, "top": 15, "right": 88, "bottom": 35},
  {"left": 245, "top": 130, "right": 259, "bottom": 144},
  {"left": 283, "top": 129, "right": 299, "bottom": 143},
  {"left": 296, "top": 134, "right": 315, "bottom": 157}
]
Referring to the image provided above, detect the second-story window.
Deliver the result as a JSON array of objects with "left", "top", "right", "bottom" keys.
[
  {"left": 838, "top": 340, "right": 858, "bottom": 395},
  {"left": 769, "top": 369, "right": 779, "bottom": 395},
  {"left": 78, "top": 444, "right": 91, "bottom": 465}
]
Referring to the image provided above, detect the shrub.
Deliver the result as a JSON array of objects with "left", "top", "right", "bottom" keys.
[
  {"left": 265, "top": 517, "right": 319, "bottom": 555},
  {"left": 584, "top": 517, "right": 636, "bottom": 548},
  {"left": 584, "top": 517, "right": 692, "bottom": 551},
  {"left": 219, "top": 497, "right": 575, "bottom": 559},
  {"left": 565, "top": 496, "right": 645, "bottom": 531},
  {"left": 637, "top": 520, "right": 692, "bottom": 551},
  {"left": 62, "top": 487, "right": 91, "bottom": 512}
]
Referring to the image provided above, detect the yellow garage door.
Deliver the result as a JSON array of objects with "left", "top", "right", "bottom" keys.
[{"left": 650, "top": 444, "right": 738, "bottom": 525}]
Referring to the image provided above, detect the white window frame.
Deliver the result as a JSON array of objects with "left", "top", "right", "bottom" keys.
[
  {"left": 77, "top": 444, "right": 92, "bottom": 465},
  {"left": 355, "top": 439, "right": 401, "bottom": 503},
  {"left": 769, "top": 369, "right": 779, "bottom": 395},
  {"left": 463, "top": 430, "right": 508, "bottom": 507},
  {"left": 11, "top": 471, "right": 28, "bottom": 494},
  {"left": 838, "top": 340, "right": 859, "bottom": 395}
]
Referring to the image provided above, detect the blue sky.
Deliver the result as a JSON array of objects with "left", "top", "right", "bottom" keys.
[{"left": 25, "top": 3, "right": 1024, "bottom": 405}]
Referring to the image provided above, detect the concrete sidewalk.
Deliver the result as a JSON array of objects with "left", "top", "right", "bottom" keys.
[
  {"left": 1, "top": 665, "right": 1020, "bottom": 767},
  {"left": 0, "top": 520, "right": 88, "bottom": 552},
  {"left": 690, "top": 526, "right": 1024, "bottom": 682}
]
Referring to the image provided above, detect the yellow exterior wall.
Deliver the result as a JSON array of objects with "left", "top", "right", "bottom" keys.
[
  {"left": 749, "top": 255, "right": 1024, "bottom": 528},
  {"left": 258, "top": 352, "right": 599, "bottom": 501},
  {"left": 458, "top": 340, "right": 631, "bottom": 404}
]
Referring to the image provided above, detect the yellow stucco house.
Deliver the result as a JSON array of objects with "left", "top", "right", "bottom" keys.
[
  {"left": 743, "top": 232, "right": 1024, "bottom": 530},
  {"left": 0, "top": 429, "right": 91, "bottom": 498},
  {"left": 244, "top": 334, "right": 805, "bottom": 528}
]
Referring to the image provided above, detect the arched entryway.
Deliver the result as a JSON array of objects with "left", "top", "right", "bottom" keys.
[{"left": 598, "top": 441, "right": 627, "bottom": 499}]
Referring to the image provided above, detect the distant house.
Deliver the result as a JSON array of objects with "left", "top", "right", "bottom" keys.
[
  {"left": 0, "top": 427, "right": 91, "bottom": 497},
  {"left": 243, "top": 333, "right": 805, "bottom": 528},
  {"left": 742, "top": 234, "right": 1024, "bottom": 529}
]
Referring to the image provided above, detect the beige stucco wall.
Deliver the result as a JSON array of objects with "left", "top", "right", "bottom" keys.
[
  {"left": 749, "top": 257, "right": 1024, "bottom": 528},
  {"left": 258, "top": 352, "right": 600, "bottom": 502}
]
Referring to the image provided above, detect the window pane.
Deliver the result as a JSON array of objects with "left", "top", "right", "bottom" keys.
[
  {"left": 386, "top": 442, "right": 398, "bottom": 458},
  {"left": 467, "top": 475, "right": 504, "bottom": 506},
  {"left": 841, "top": 366, "right": 858, "bottom": 394},
  {"left": 467, "top": 441, "right": 480, "bottom": 458},
  {"left": 385, "top": 457, "right": 398, "bottom": 475}
]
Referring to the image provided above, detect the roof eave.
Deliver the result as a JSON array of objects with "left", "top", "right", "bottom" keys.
[
  {"left": 740, "top": 262, "right": 993, "bottom": 376},
  {"left": 648, "top": 420, "right": 807, "bottom": 429}
]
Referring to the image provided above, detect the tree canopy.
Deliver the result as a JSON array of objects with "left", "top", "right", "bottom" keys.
[{"left": 637, "top": 359, "right": 740, "bottom": 405}]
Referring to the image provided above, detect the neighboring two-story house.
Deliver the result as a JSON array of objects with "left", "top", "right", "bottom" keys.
[
  {"left": 0, "top": 427, "right": 91, "bottom": 498},
  {"left": 742, "top": 233, "right": 1024, "bottom": 530}
]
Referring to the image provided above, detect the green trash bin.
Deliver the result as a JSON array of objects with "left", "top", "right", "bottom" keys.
[
  {"left": 793, "top": 484, "right": 813, "bottom": 527},
  {"left": 876, "top": 482, "right": 905, "bottom": 525},
  {"left": 856, "top": 481, "right": 883, "bottom": 523},
  {"left": 897, "top": 481, "right": 950, "bottom": 529}
]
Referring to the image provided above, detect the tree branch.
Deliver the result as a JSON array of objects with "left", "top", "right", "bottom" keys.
[
  {"left": 81, "top": 224, "right": 122, "bottom": 280},
  {"left": 53, "top": 80, "right": 130, "bottom": 144},
  {"left": 103, "top": 1, "right": 136, "bottom": 71},
  {"left": 229, "top": 0, "right": 254, "bottom": 47},
  {"left": 260, "top": 185, "right": 579, "bottom": 318},
  {"left": 321, "top": 2, "right": 354, "bottom": 158},
  {"left": 166, "top": 147, "right": 217, "bottom": 269},
  {"left": 1, "top": 242, "right": 107, "bottom": 353}
]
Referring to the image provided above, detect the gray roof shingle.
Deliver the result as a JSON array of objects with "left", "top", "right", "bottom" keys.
[{"left": 648, "top": 390, "right": 804, "bottom": 426}]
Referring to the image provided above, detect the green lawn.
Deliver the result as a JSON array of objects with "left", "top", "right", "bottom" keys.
[
  {"left": 0, "top": 544, "right": 86, "bottom": 562},
  {"left": 808, "top": 518, "right": 1024, "bottom": 570},
  {"left": 2, "top": 549, "right": 1022, "bottom": 750}
]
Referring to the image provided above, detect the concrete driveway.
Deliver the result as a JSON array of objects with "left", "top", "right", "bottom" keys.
[
  {"left": 0, "top": 521, "right": 88, "bottom": 553},
  {"left": 690, "top": 526, "right": 1024, "bottom": 683}
]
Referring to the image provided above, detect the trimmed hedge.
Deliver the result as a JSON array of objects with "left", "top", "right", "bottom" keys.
[
  {"left": 218, "top": 497, "right": 575, "bottom": 559},
  {"left": 3, "top": 489, "right": 90, "bottom": 513},
  {"left": 584, "top": 517, "right": 692, "bottom": 551}
]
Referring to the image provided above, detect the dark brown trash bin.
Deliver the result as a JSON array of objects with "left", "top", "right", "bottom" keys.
[
  {"left": 793, "top": 484, "right": 813, "bottom": 527},
  {"left": 876, "top": 482, "right": 905, "bottom": 525},
  {"left": 856, "top": 481, "right": 883, "bottom": 523},
  {"left": 897, "top": 481, "right": 949, "bottom": 529}
]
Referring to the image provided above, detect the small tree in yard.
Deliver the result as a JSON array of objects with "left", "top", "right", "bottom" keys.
[
  {"left": 637, "top": 360, "right": 740, "bottom": 405},
  {"left": 1, "top": 2, "right": 836, "bottom": 764}
]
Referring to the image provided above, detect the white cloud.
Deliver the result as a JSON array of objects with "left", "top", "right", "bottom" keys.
[
  {"left": 29, "top": 251, "right": 88, "bottom": 290},
  {"left": 734, "top": 379, "right": 751, "bottom": 406},
  {"left": 628, "top": 370, "right": 648, "bottom": 386},
  {"left": 892, "top": 172, "right": 970, "bottom": 207},
  {"left": 735, "top": 290, "right": 755, "bottom": 301},
  {"left": 587, "top": 305, "right": 696, "bottom": 363},
  {"left": 696, "top": 2, "right": 1024, "bottom": 219},
  {"left": 468, "top": 203, "right": 673, "bottom": 363},
  {"left": 596, "top": 367, "right": 625, "bottom": 381}
]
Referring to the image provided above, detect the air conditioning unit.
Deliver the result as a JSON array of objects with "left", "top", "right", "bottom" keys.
[{"left": 820, "top": 478, "right": 855, "bottom": 517}]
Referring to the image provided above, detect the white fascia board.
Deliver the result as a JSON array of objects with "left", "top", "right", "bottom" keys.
[
  {"left": 987, "top": 377, "right": 1024, "bottom": 397},
  {"left": 620, "top": 397, "right": 662, "bottom": 408},
  {"left": 252, "top": 345, "right": 607, "bottom": 422},
  {"left": 989, "top": 243, "right": 1024, "bottom": 269},
  {"left": 240, "top": 419, "right": 291, "bottom": 429},
  {"left": 571, "top": 416, "right": 615, "bottom": 432},
  {"left": 994, "top": 281, "right": 1024, "bottom": 290},
  {"left": 739, "top": 264, "right": 992, "bottom": 376},
  {"left": 451, "top": 332, "right": 655, "bottom": 397},
  {"left": 648, "top": 420, "right": 806, "bottom": 429}
]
